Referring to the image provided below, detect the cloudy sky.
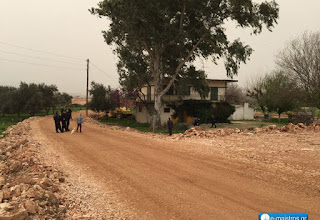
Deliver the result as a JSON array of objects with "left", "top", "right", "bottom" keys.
[{"left": 1, "top": 0, "right": 320, "bottom": 96}]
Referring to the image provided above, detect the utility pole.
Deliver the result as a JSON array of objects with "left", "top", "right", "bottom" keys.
[{"left": 86, "top": 59, "right": 89, "bottom": 117}]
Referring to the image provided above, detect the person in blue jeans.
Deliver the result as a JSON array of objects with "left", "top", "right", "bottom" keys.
[{"left": 77, "top": 114, "right": 83, "bottom": 132}]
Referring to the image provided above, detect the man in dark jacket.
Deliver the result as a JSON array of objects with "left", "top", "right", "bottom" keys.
[
  {"left": 53, "top": 111, "right": 63, "bottom": 133},
  {"left": 167, "top": 118, "right": 173, "bottom": 136},
  {"left": 61, "top": 110, "right": 67, "bottom": 132},
  {"left": 193, "top": 117, "right": 200, "bottom": 127},
  {"left": 66, "top": 109, "right": 72, "bottom": 131},
  {"left": 211, "top": 114, "right": 217, "bottom": 128}
]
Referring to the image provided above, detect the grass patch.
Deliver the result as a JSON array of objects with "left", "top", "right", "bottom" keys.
[{"left": 100, "top": 116, "right": 189, "bottom": 134}]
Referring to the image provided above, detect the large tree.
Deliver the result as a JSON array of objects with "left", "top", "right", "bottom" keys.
[
  {"left": 277, "top": 31, "right": 320, "bottom": 108},
  {"left": 263, "top": 71, "right": 299, "bottom": 121},
  {"left": 91, "top": 0, "right": 279, "bottom": 128},
  {"left": 38, "top": 83, "right": 58, "bottom": 115},
  {"left": 89, "top": 82, "right": 110, "bottom": 112}
]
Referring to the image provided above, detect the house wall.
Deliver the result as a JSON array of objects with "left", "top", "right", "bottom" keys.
[
  {"left": 139, "top": 80, "right": 228, "bottom": 102},
  {"left": 135, "top": 105, "right": 152, "bottom": 123},
  {"left": 229, "top": 103, "right": 255, "bottom": 120},
  {"left": 135, "top": 104, "right": 173, "bottom": 125}
]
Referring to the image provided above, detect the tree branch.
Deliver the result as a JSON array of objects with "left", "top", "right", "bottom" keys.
[
  {"left": 143, "top": 41, "right": 155, "bottom": 73},
  {"left": 160, "top": 35, "right": 205, "bottom": 96}
]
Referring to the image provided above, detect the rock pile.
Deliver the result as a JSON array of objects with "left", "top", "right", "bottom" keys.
[
  {"left": 0, "top": 118, "right": 68, "bottom": 219},
  {"left": 174, "top": 121, "right": 320, "bottom": 139}
]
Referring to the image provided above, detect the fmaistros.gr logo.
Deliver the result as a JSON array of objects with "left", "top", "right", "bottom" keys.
[
  {"left": 260, "top": 213, "right": 270, "bottom": 220},
  {"left": 259, "top": 213, "right": 308, "bottom": 220}
]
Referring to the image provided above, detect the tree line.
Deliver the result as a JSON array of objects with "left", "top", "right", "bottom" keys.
[{"left": 0, "top": 82, "right": 72, "bottom": 117}]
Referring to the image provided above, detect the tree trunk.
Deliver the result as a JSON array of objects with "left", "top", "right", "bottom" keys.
[
  {"left": 278, "top": 112, "right": 281, "bottom": 123},
  {"left": 260, "top": 105, "right": 267, "bottom": 119},
  {"left": 153, "top": 93, "right": 162, "bottom": 131},
  {"left": 151, "top": 48, "right": 163, "bottom": 131}
]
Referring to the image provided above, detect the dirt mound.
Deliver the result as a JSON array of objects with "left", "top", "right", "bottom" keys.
[
  {"left": 174, "top": 121, "right": 320, "bottom": 139},
  {"left": 0, "top": 118, "right": 70, "bottom": 219},
  {"left": 0, "top": 118, "right": 92, "bottom": 219}
]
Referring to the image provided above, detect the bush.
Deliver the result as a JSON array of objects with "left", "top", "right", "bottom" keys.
[
  {"left": 169, "top": 100, "right": 235, "bottom": 123},
  {"left": 212, "top": 102, "right": 235, "bottom": 123}
]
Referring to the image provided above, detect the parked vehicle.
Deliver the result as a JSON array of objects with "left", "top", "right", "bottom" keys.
[{"left": 106, "top": 107, "right": 132, "bottom": 119}]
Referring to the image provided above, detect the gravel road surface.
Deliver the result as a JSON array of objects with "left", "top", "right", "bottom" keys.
[{"left": 30, "top": 114, "right": 320, "bottom": 219}]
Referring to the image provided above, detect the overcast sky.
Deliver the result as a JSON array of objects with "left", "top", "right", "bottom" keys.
[{"left": 1, "top": 0, "right": 320, "bottom": 96}]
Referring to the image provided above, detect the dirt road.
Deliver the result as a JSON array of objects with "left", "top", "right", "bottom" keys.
[{"left": 31, "top": 114, "right": 320, "bottom": 219}]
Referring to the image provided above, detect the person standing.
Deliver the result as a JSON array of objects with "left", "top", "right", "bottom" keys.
[
  {"left": 77, "top": 113, "right": 83, "bottom": 133},
  {"left": 67, "top": 107, "right": 72, "bottom": 117},
  {"left": 53, "top": 111, "right": 63, "bottom": 133},
  {"left": 66, "top": 109, "right": 72, "bottom": 131},
  {"left": 61, "top": 110, "right": 67, "bottom": 132},
  {"left": 60, "top": 107, "right": 65, "bottom": 114},
  {"left": 193, "top": 117, "right": 200, "bottom": 127},
  {"left": 167, "top": 118, "right": 173, "bottom": 136},
  {"left": 211, "top": 114, "right": 217, "bottom": 128}
]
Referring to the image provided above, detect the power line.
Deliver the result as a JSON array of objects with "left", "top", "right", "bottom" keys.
[
  {"left": 0, "top": 41, "right": 84, "bottom": 61},
  {"left": 90, "top": 61, "right": 119, "bottom": 84},
  {"left": 0, "top": 58, "right": 85, "bottom": 71},
  {"left": 0, "top": 49, "right": 82, "bottom": 65}
]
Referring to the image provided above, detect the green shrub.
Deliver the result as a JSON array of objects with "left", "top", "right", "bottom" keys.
[
  {"left": 212, "top": 102, "right": 235, "bottom": 123},
  {"left": 169, "top": 100, "right": 235, "bottom": 123}
]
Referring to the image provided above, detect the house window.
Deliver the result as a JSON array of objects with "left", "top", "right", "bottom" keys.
[
  {"left": 139, "top": 105, "right": 142, "bottom": 112},
  {"left": 164, "top": 107, "right": 170, "bottom": 113},
  {"left": 210, "top": 87, "right": 218, "bottom": 101},
  {"left": 147, "top": 86, "right": 151, "bottom": 102}
]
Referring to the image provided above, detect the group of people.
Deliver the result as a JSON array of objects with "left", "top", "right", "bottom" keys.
[
  {"left": 53, "top": 107, "right": 84, "bottom": 133},
  {"left": 53, "top": 107, "right": 72, "bottom": 133},
  {"left": 167, "top": 114, "right": 217, "bottom": 136}
]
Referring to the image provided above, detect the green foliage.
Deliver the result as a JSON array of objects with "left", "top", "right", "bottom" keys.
[
  {"left": 170, "top": 100, "right": 235, "bottom": 123},
  {"left": 89, "top": 82, "right": 110, "bottom": 112},
  {"left": 89, "top": 82, "right": 123, "bottom": 112},
  {"left": 263, "top": 71, "right": 299, "bottom": 116},
  {"left": 0, "top": 86, "right": 16, "bottom": 116},
  {"left": 38, "top": 83, "right": 58, "bottom": 114}
]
